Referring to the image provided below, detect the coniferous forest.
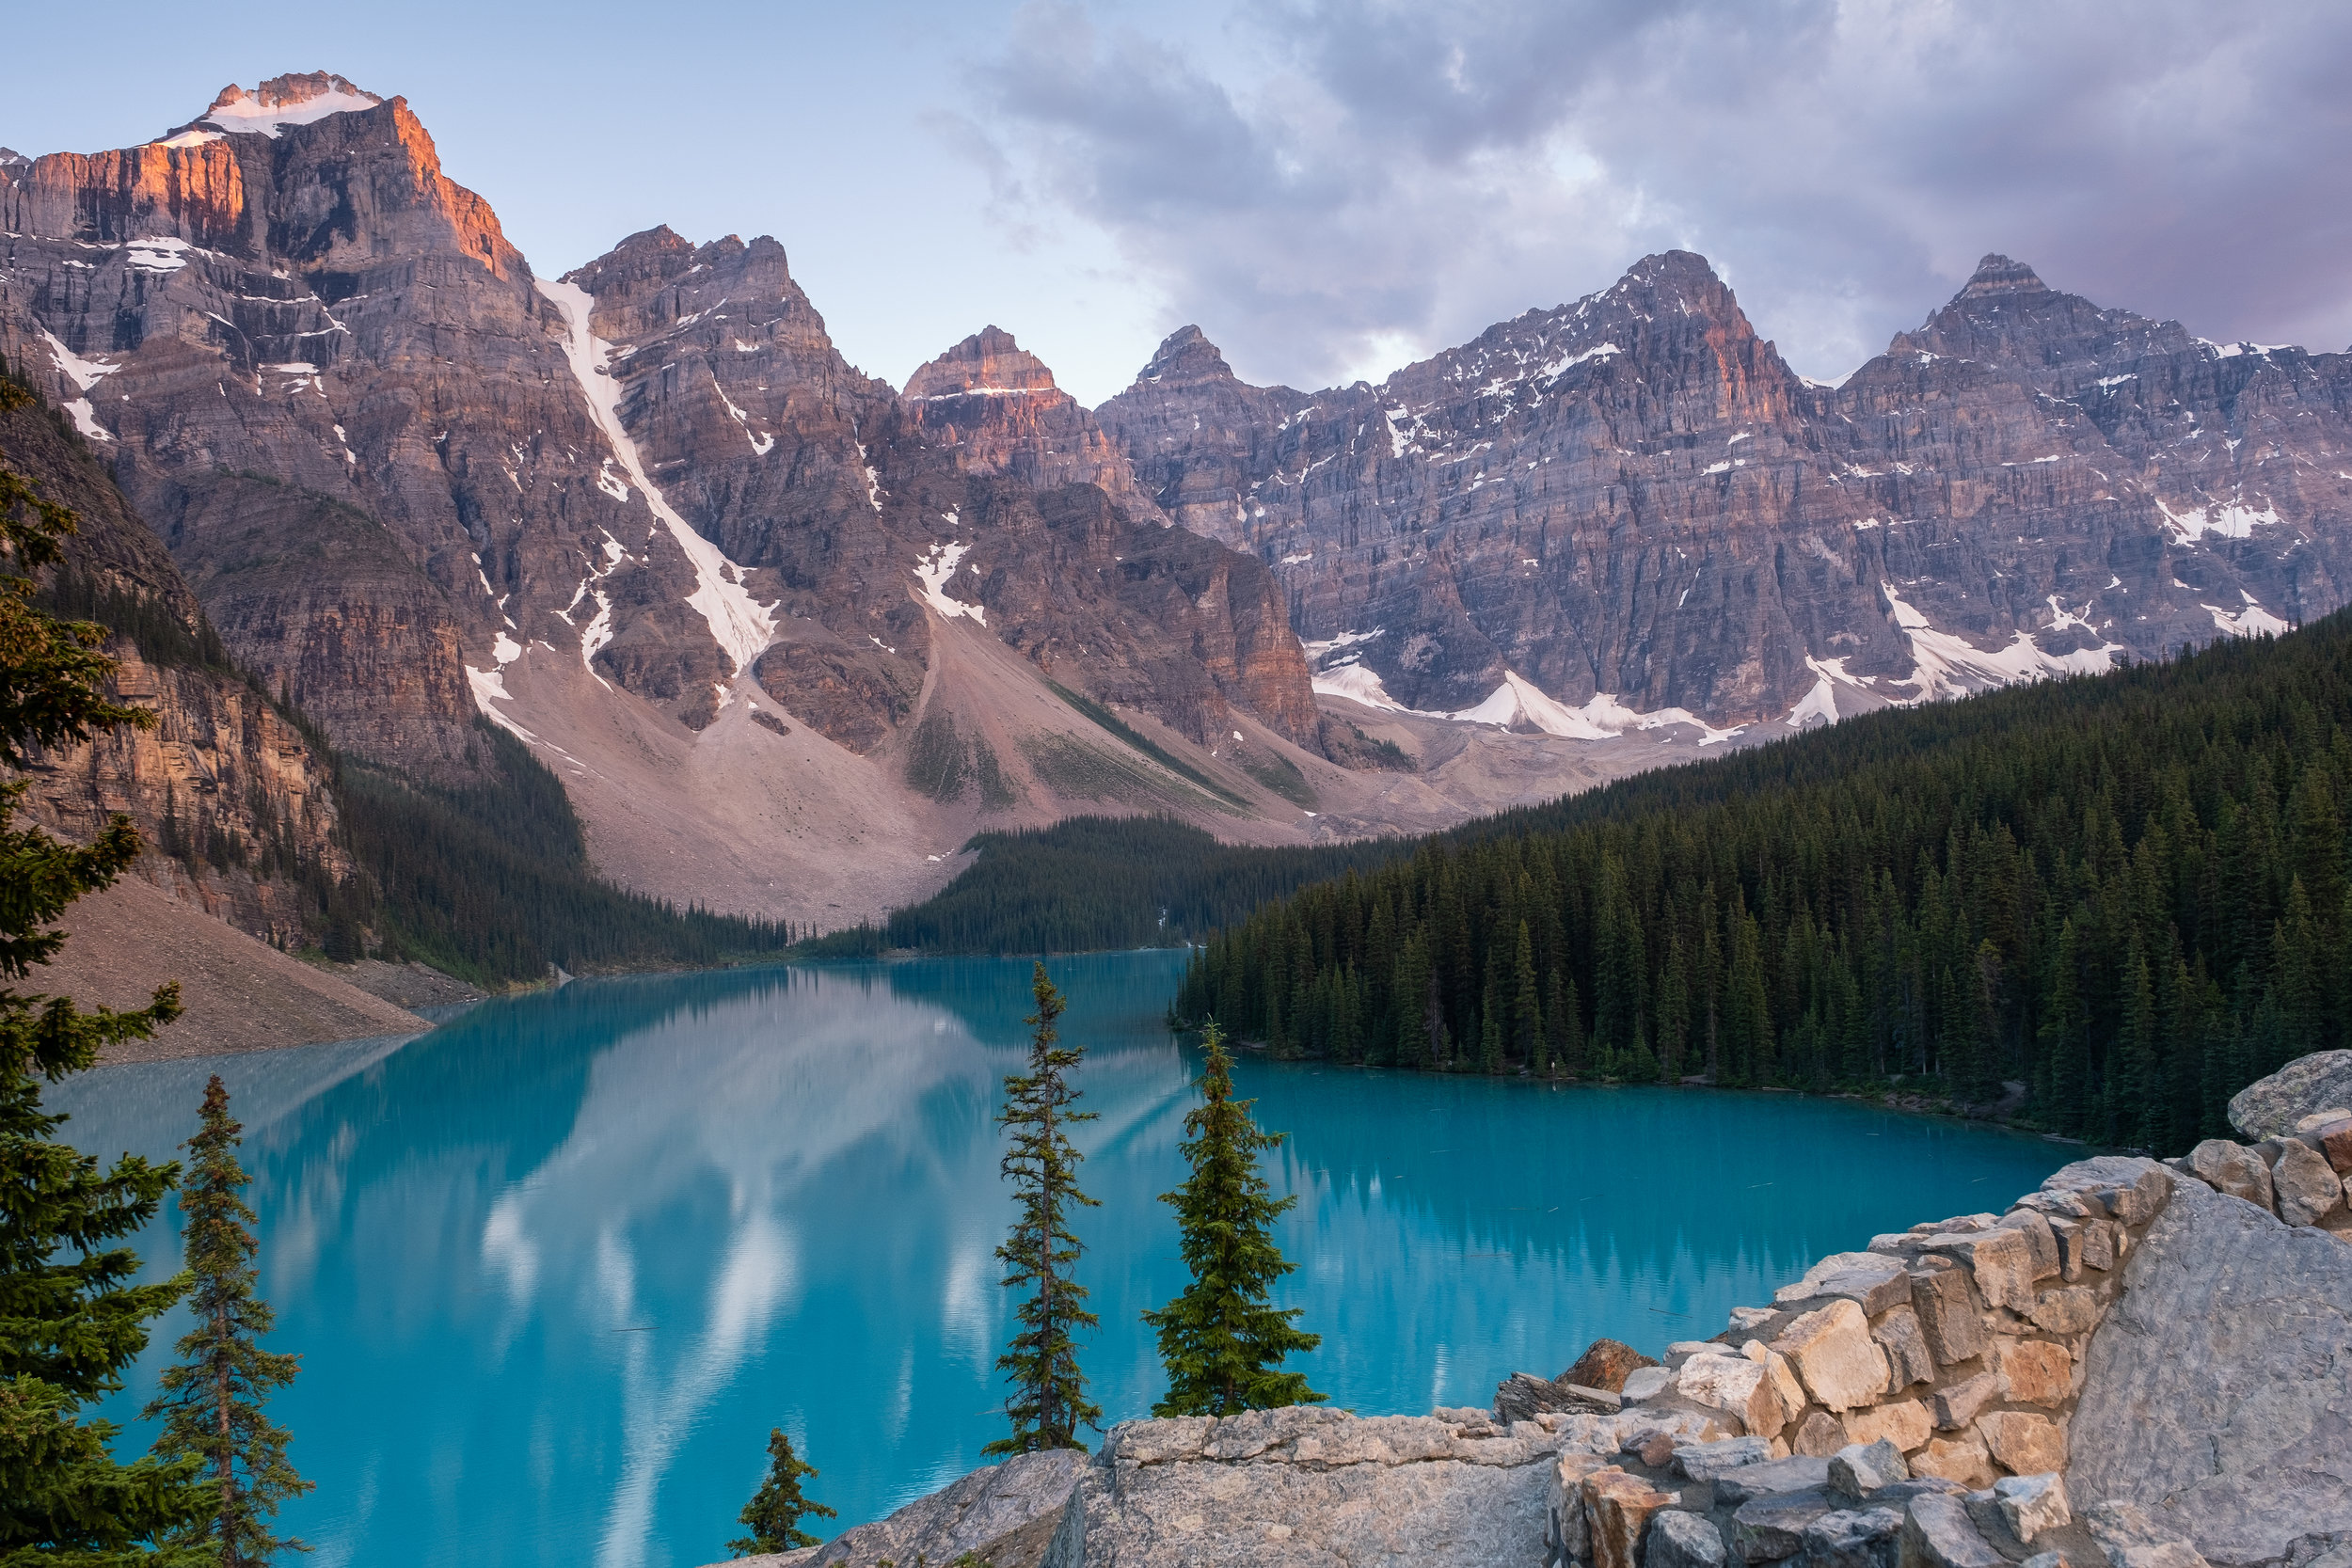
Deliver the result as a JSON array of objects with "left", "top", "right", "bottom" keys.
[{"left": 1174, "top": 612, "right": 2352, "bottom": 1153}]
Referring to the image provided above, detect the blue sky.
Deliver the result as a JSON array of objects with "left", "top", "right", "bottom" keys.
[{"left": 8, "top": 1, "right": 2348, "bottom": 404}]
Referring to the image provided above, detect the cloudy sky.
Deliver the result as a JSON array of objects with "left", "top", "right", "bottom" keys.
[{"left": 8, "top": 0, "right": 2347, "bottom": 403}]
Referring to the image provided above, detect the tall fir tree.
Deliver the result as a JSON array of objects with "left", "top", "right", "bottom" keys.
[
  {"left": 142, "top": 1077, "right": 310, "bottom": 1564},
  {"left": 984, "top": 964, "right": 1101, "bottom": 1454},
  {"left": 1142, "top": 1023, "right": 1324, "bottom": 1417},
  {"left": 726, "top": 1429, "right": 834, "bottom": 1555},
  {"left": 0, "top": 376, "right": 213, "bottom": 1563}
]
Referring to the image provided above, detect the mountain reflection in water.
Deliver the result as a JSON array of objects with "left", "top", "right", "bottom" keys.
[{"left": 53, "top": 952, "right": 2069, "bottom": 1568}]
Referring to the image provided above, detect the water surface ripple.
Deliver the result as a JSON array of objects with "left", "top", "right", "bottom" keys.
[{"left": 53, "top": 952, "right": 2071, "bottom": 1568}]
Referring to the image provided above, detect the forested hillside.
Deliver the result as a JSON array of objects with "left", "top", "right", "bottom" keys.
[
  {"left": 884, "top": 816, "right": 1407, "bottom": 954},
  {"left": 1176, "top": 617, "right": 2352, "bottom": 1152}
]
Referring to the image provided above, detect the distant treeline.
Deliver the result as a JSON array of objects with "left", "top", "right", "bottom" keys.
[
  {"left": 884, "top": 816, "right": 1411, "bottom": 954},
  {"left": 1174, "top": 613, "right": 2352, "bottom": 1154}
]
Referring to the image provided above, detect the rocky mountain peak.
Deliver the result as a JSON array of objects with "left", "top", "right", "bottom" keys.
[
  {"left": 1961, "top": 253, "right": 2051, "bottom": 297},
  {"left": 193, "top": 71, "right": 384, "bottom": 138},
  {"left": 1135, "top": 325, "right": 1239, "bottom": 388},
  {"left": 0, "top": 148, "right": 26, "bottom": 169},
  {"left": 904, "top": 326, "right": 1059, "bottom": 400}
]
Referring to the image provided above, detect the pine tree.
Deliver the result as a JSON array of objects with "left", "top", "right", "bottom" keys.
[
  {"left": 1143, "top": 1022, "right": 1325, "bottom": 1416},
  {"left": 142, "top": 1076, "right": 310, "bottom": 1563},
  {"left": 1, "top": 376, "right": 213, "bottom": 1563},
  {"left": 984, "top": 964, "right": 1101, "bottom": 1454},
  {"left": 726, "top": 1428, "right": 834, "bottom": 1555}
]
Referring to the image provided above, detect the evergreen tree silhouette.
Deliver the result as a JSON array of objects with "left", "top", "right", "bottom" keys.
[
  {"left": 1144, "top": 1023, "right": 1324, "bottom": 1417},
  {"left": 984, "top": 965, "right": 1100, "bottom": 1453},
  {"left": 0, "top": 374, "right": 210, "bottom": 1561},
  {"left": 145, "top": 1076, "right": 310, "bottom": 1563},
  {"left": 727, "top": 1429, "right": 834, "bottom": 1555}
]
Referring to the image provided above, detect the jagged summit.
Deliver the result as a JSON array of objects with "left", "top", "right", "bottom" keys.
[
  {"left": 904, "top": 326, "right": 1059, "bottom": 400},
  {"left": 1961, "top": 253, "right": 2050, "bottom": 296},
  {"left": 1133, "top": 325, "right": 1244, "bottom": 389},
  {"left": 0, "top": 148, "right": 26, "bottom": 168},
  {"left": 189, "top": 71, "right": 383, "bottom": 138}
]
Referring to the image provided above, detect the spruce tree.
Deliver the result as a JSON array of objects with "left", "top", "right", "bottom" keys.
[
  {"left": 143, "top": 1076, "right": 310, "bottom": 1563},
  {"left": 1143, "top": 1022, "right": 1325, "bottom": 1417},
  {"left": 1, "top": 377, "right": 212, "bottom": 1562},
  {"left": 727, "top": 1428, "right": 834, "bottom": 1555},
  {"left": 983, "top": 964, "right": 1100, "bottom": 1454}
]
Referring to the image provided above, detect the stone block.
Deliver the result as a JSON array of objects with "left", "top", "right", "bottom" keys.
[
  {"left": 1746, "top": 1341, "right": 1809, "bottom": 1418},
  {"left": 1976, "top": 1411, "right": 2066, "bottom": 1476},
  {"left": 1646, "top": 1507, "right": 1729, "bottom": 1568},
  {"left": 1843, "top": 1400, "right": 1931, "bottom": 1454},
  {"left": 1997, "top": 1340, "right": 2072, "bottom": 1406},
  {"left": 1829, "top": 1439, "right": 1911, "bottom": 1500},
  {"left": 1918, "top": 1227, "right": 2039, "bottom": 1313},
  {"left": 1621, "top": 1366, "right": 1672, "bottom": 1403},
  {"left": 1871, "top": 1305, "right": 1936, "bottom": 1389},
  {"left": 2038, "top": 1155, "right": 2175, "bottom": 1227},
  {"left": 1803, "top": 1507, "right": 1903, "bottom": 1568},
  {"left": 1731, "top": 1487, "right": 1837, "bottom": 1562},
  {"left": 2308, "top": 1112, "right": 2352, "bottom": 1174},
  {"left": 1675, "top": 1436, "right": 1775, "bottom": 1481},
  {"left": 1583, "top": 1467, "right": 1677, "bottom": 1568},
  {"left": 1677, "top": 1352, "right": 1787, "bottom": 1438},
  {"left": 1793, "top": 1411, "right": 1848, "bottom": 1457},
  {"left": 2274, "top": 1136, "right": 2347, "bottom": 1227},
  {"left": 1898, "top": 1493, "right": 2007, "bottom": 1568},
  {"left": 1929, "top": 1372, "right": 2004, "bottom": 1432},
  {"left": 1774, "top": 1252, "right": 1915, "bottom": 1317},
  {"left": 1774, "top": 1300, "right": 1892, "bottom": 1412},
  {"left": 1993, "top": 1472, "right": 2070, "bottom": 1543},
  {"left": 2025, "top": 1286, "right": 2099, "bottom": 1336},
  {"left": 1563, "top": 1336, "right": 1661, "bottom": 1394},
  {"left": 2187, "top": 1138, "right": 2277, "bottom": 1212},
  {"left": 1550, "top": 1453, "right": 1614, "bottom": 1561},
  {"left": 1911, "top": 1433, "right": 1994, "bottom": 1489},
  {"left": 1909, "top": 1259, "right": 1989, "bottom": 1364},
  {"left": 2227, "top": 1049, "right": 2352, "bottom": 1142},
  {"left": 1714, "top": 1455, "right": 1832, "bottom": 1507},
  {"left": 2043, "top": 1215, "right": 2086, "bottom": 1282},
  {"left": 1995, "top": 1210, "right": 2062, "bottom": 1281}
]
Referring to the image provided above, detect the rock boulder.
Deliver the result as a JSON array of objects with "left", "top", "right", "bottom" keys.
[
  {"left": 2229, "top": 1052, "right": 2352, "bottom": 1143},
  {"left": 2070, "top": 1174, "right": 2352, "bottom": 1564}
]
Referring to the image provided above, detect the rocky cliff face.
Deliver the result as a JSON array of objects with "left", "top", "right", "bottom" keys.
[
  {"left": 0, "top": 74, "right": 1335, "bottom": 922},
  {"left": 0, "top": 391, "right": 350, "bottom": 944},
  {"left": 1098, "top": 253, "right": 2352, "bottom": 731}
]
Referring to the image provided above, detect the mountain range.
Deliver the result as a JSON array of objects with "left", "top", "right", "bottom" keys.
[{"left": 5, "top": 71, "right": 2347, "bottom": 942}]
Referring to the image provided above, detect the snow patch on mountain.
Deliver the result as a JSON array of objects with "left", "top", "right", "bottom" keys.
[
  {"left": 538, "top": 277, "right": 776, "bottom": 674},
  {"left": 1884, "top": 587, "right": 2122, "bottom": 700},
  {"left": 2205, "top": 594, "right": 2292, "bottom": 638},
  {"left": 914, "top": 541, "right": 986, "bottom": 624},
  {"left": 199, "top": 76, "right": 383, "bottom": 137}
]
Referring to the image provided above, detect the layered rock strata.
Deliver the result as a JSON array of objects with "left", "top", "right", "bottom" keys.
[
  {"left": 1099, "top": 255, "right": 2352, "bottom": 732},
  {"left": 1, "top": 389, "right": 348, "bottom": 943}
]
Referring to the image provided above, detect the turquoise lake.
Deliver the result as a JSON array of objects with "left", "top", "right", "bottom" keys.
[{"left": 52, "top": 951, "right": 2075, "bottom": 1568}]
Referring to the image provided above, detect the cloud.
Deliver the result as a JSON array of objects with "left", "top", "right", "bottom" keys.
[{"left": 971, "top": 0, "right": 2352, "bottom": 391}]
